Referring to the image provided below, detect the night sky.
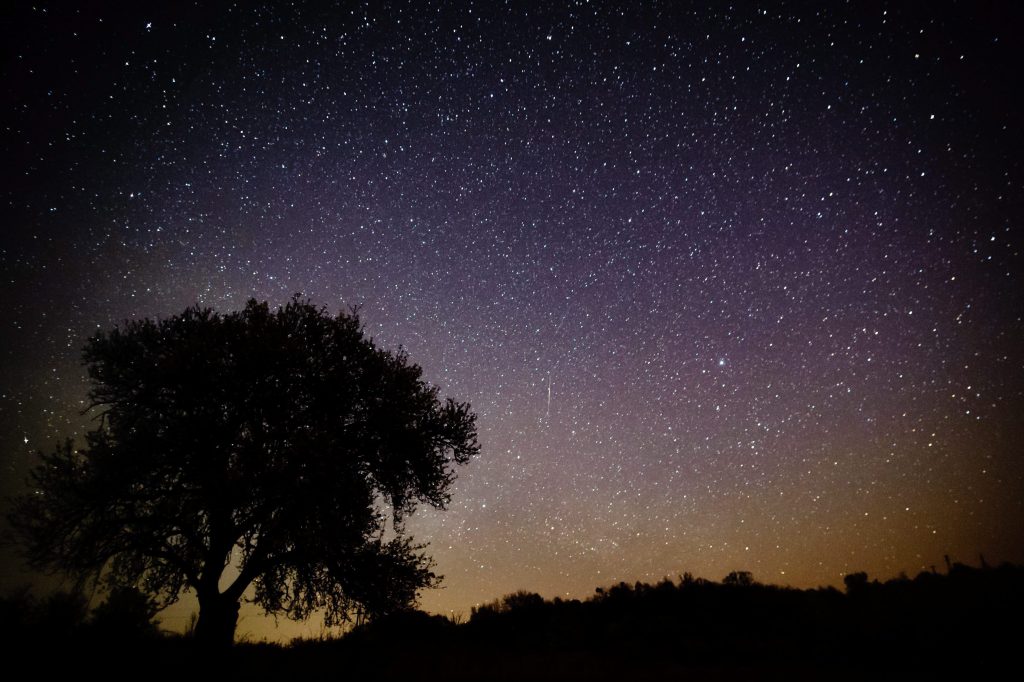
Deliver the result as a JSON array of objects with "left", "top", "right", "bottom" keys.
[{"left": 2, "top": 2, "right": 1022, "bottom": 640}]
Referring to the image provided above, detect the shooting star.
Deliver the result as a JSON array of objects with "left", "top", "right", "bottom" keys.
[{"left": 546, "top": 373, "right": 552, "bottom": 420}]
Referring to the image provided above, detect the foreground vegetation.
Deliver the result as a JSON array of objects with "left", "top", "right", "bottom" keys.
[{"left": 3, "top": 561, "right": 1020, "bottom": 680}]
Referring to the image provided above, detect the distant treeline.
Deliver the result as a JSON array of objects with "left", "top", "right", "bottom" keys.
[
  {"left": 3, "top": 561, "right": 1022, "bottom": 679},
  {"left": 338, "top": 561, "right": 1023, "bottom": 673}
]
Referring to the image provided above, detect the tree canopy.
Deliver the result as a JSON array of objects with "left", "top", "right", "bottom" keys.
[{"left": 8, "top": 297, "right": 479, "bottom": 646}]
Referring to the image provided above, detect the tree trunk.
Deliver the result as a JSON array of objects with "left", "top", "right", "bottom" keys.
[{"left": 194, "top": 594, "right": 239, "bottom": 648}]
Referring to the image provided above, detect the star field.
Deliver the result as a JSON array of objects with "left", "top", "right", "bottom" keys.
[{"left": 2, "top": 2, "right": 1022, "bottom": 640}]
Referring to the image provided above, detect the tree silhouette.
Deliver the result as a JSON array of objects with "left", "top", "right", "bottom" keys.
[
  {"left": 722, "top": 571, "right": 755, "bottom": 587},
  {"left": 8, "top": 297, "right": 479, "bottom": 647}
]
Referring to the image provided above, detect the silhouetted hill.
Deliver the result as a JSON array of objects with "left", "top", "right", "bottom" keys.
[{"left": 3, "top": 561, "right": 1022, "bottom": 680}]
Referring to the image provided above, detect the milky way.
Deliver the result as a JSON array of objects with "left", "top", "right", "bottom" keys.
[{"left": 2, "top": 2, "right": 1022, "bottom": 640}]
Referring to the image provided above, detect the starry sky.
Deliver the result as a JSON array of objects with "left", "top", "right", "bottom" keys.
[{"left": 2, "top": 1, "right": 1022, "bottom": 640}]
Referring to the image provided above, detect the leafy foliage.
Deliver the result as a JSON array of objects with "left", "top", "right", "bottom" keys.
[{"left": 8, "top": 297, "right": 478, "bottom": 642}]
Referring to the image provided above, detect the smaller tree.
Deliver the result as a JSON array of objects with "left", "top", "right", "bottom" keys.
[
  {"left": 89, "top": 586, "right": 161, "bottom": 639},
  {"left": 723, "top": 571, "right": 755, "bottom": 587},
  {"left": 843, "top": 572, "right": 870, "bottom": 595}
]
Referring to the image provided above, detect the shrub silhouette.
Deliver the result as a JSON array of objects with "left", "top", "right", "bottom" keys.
[
  {"left": 89, "top": 586, "right": 161, "bottom": 639},
  {"left": 37, "top": 590, "right": 90, "bottom": 640}
]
